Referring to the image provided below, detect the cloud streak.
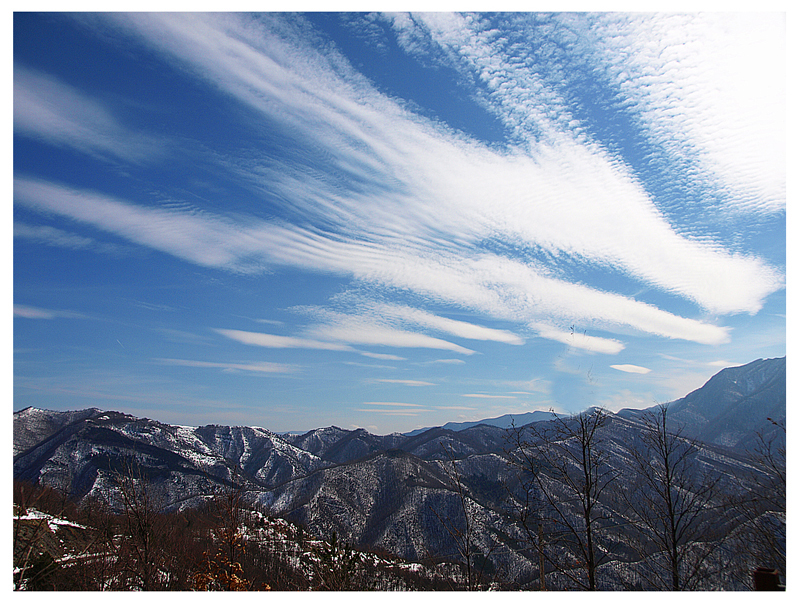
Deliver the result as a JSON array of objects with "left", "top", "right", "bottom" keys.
[
  {"left": 213, "top": 329, "right": 353, "bottom": 352},
  {"left": 156, "top": 358, "right": 295, "bottom": 374},
  {"left": 14, "top": 13, "right": 783, "bottom": 359},
  {"left": 14, "top": 305, "right": 87, "bottom": 320},
  {"left": 14, "top": 66, "right": 164, "bottom": 164},
  {"left": 13, "top": 171, "right": 734, "bottom": 351},
  {"left": 372, "top": 379, "right": 436, "bottom": 387},
  {"left": 304, "top": 317, "right": 477, "bottom": 355},
  {"left": 610, "top": 364, "right": 652, "bottom": 375},
  {"left": 590, "top": 13, "right": 785, "bottom": 216}
]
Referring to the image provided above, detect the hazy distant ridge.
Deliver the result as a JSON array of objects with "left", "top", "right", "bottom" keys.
[{"left": 403, "top": 410, "right": 565, "bottom": 436}]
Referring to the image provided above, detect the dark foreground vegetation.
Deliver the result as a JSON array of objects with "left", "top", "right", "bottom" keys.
[{"left": 14, "top": 476, "right": 465, "bottom": 591}]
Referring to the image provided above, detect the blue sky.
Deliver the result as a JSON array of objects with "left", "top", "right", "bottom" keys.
[{"left": 12, "top": 12, "right": 786, "bottom": 435}]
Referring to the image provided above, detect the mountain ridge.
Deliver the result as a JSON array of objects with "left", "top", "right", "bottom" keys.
[
  {"left": 403, "top": 410, "right": 566, "bottom": 436},
  {"left": 13, "top": 357, "right": 785, "bottom": 588},
  {"left": 15, "top": 357, "right": 784, "bottom": 447}
]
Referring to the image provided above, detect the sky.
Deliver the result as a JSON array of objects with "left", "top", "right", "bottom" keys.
[{"left": 12, "top": 11, "right": 786, "bottom": 435}]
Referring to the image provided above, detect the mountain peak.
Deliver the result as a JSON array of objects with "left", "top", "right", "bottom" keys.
[{"left": 665, "top": 356, "right": 785, "bottom": 448}]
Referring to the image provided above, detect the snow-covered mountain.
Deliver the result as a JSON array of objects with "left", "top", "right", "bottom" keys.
[
  {"left": 618, "top": 357, "right": 786, "bottom": 449},
  {"left": 13, "top": 357, "right": 786, "bottom": 588},
  {"left": 403, "top": 410, "right": 563, "bottom": 437},
  {"left": 667, "top": 357, "right": 785, "bottom": 448},
  {"left": 13, "top": 408, "right": 329, "bottom": 509}
]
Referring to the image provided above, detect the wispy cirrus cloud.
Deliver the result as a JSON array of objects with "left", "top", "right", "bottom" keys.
[
  {"left": 531, "top": 322, "right": 626, "bottom": 355},
  {"left": 13, "top": 168, "right": 735, "bottom": 352},
  {"left": 610, "top": 364, "right": 652, "bottom": 375},
  {"left": 590, "top": 13, "right": 785, "bottom": 216},
  {"left": 372, "top": 379, "right": 436, "bottom": 387},
  {"left": 303, "top": 315, "right": 477, "bottom": 355},
  {"left": 360, "top": 352, "right": 407, "bottom": 361},
  {"left": 156, "top": 358, "right": 295, "bottom": 374},
  {"left": 112, "top": 13, "right": 783, "bottom": 303},
  {"left": 394, "top": 12, "right": 784, "bottom": 217},
  {"left": 357, "top": 402, "right": 433, "bottom": 415},
  {"left": 362, "top": 302, "right": 524, "bottom": 345},
  {"left": 213, "top": 329, "right": 353, "bottom": 352},
  {"left": 14, "top": 305, "right": 87, "bottom": 320},
  {"left": 707, "top": 360, "right": 734, "bottom": 368},
  {"left": 14, "top": 66, "right": 164, "bottom": 164},
  {"left": 215, "top": 320, "right": 474, "bottom": 356},
  {"left": 15, "top": 12, "right": 783, "bottom": 360},
  {"left": 14, "top": 222, "right": 123, "bottom": 254}
]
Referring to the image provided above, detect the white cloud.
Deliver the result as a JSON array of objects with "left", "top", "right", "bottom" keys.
[
  {"left": 14, "top": 305, "right": 57, "bottom": 319},
  {"left": 253, "top": 318, "right": 285, "bottom": 326},
  {"left": 600, "top": 389, "right": 656, "bottom": 412},
  {"left": 372, "top": 379, "right": 436, "bottom": 386},
  {"left": 213, "top": 329, "right": 353, "bottom": 351},
  {"left": 13, "top": 172, "right": 733, "bottom": 349},
  {"left": 15, "top": 178, "right": 253, "bottom": 271},
  {"left": 355, "top": 407, "right": 432, "bottom": 415},
  {"left": 406, "top": 11, "right": 785, "bottom": 218},
  {"left": 15, "top": 222, "right": 125, "bottom": 255},
  {"left": 16, "top": 13, "right": 783, "bottom": 359},
  {"left": 462, "top": 393, "right": 517, "bottom": 399},
  {"left": 610, "top": 364, "right": 652, "bottom": 375},
  {"left": 15, "top": 223, "right": 92, "bottom": 250},
  {"left": 360, "top": 352, "right": 407, "bottom": 361},
  {"left": 591, "top": 13, "right": 785, "bottom": 216},
  {"left": 368, "top": 303, "right": 524, "bottom": 345},
  {"left": 532, "top": 322, "right": 625, "bottom": 355},
  {"left": 388, "top": 13, "right": 784, "bottom": 311},
  {"left": 304, "top": 317, "right": 477, "bottom": 355},
  {"left": 707, "top": 360, "right": 733, "bottom": 368},
  {"left": 156, "top": 358, "right": 295, "bottom": 374},
  {"left": 14, "top": 305, "right": 86, "bottom": 320},
  {"left": 106, "top": 14, "right": 783, "bottom": 309},
  {"left": 500, "top": 379, "right": 552, "bottom": 395},
  {"left": 14, "top": 66, "right": 163, "bottom": 164}
]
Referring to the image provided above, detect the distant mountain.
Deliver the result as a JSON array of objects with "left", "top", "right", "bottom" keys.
[
  {"left": 258, "top": 448, "right": 523, "bottom": 568},
  {"left": 285, "top": 427, "right": 406, "bottom": 465},
  {"left": 618, "top": 357, "right": 786, "bottom": 449},
  {"left": 404, "top": 410, "right": 564, "bottom": 436},
  {"left": 405, "top": 358, "right": 786, "bottom": 444},
  {"left": 668, "top": 357, "right": 785, "bottom": 449},
  {"left": 12, "top": 408, "right": 327, "bottom": 507},
  {"left": 13, "top": 406, "right": 104, "bottom": 456},
  {"left": 12, "top": 357, "right": 785, "bottom": 589}
]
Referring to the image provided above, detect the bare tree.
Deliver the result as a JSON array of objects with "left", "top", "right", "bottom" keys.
[
  {"left": 300, "top": 530, "right": 363, "bottom": 590},
  {"left": 193, "top": 477, "right": 270, "bottom": 591},
  {"left": 622, "top": 405, "right": 725, "bottom": 590},
  {"left": 507, "top": 409, "right": 617, "bottom": 590},
  {"left": 430, "top": 443, "right": 497, "bottom": 590},
  {"left": 504, "top": 421, "right": 552, "bottom": 590},
  {"left": 112, "top": 458, "right": 175, "bottom": 589},
  {"left": 13, "top": 481, "right": 67, "bottom": 590},
  {"left": 727, "top": 418, "right": 786, "bottom": 587}
]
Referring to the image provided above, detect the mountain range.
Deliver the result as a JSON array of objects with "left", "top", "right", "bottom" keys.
[
  {"left": 13, "top": 357, "right": 786, "bottom": 589},
  {"left": 402, "top": 410, "right": 565, "bottom": 437}
]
